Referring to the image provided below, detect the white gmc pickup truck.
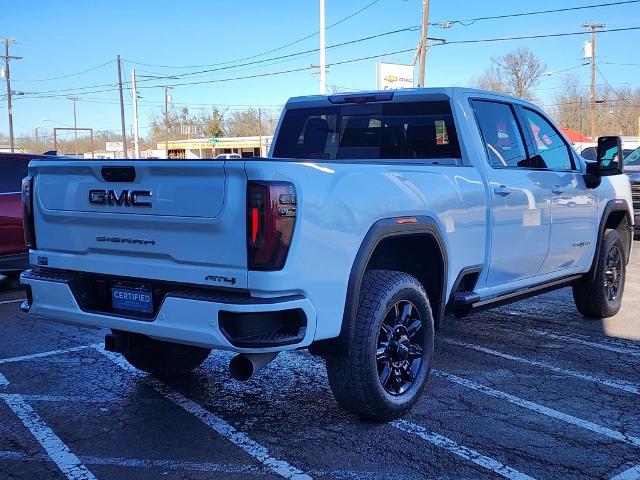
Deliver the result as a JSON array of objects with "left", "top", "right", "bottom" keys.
[{"left": 21, "top": 88, "right": 634, "bottom": 420}]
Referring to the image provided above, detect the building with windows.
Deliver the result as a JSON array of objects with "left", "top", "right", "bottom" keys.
[{"left": 155, "top": 136, "right": 273, "bottom": 159}]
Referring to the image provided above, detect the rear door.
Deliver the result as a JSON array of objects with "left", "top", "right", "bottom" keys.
[
  {"left": 520, "top": 108, "right": 597, "bottom": 272},
  {"left": 0, "top": 158, "right": 28, "bottom": 255},
  {"left": 31, "top": 160, "right": 249, "bottom": 288},
  {"left": 472, "top": 100, "right": 551, "bottom": 287}
]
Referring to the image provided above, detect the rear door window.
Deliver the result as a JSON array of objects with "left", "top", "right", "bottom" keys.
[
  {"left": 272, "top": 101, "right": 461, "bottom": 161},
  {"left": 0, "top": 160, "right": 28, "bottom": 193}
]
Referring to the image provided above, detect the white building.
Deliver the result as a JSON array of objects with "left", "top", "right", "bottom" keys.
[{"left": 155, "top": 136, "right": 273, "bottom": 159}]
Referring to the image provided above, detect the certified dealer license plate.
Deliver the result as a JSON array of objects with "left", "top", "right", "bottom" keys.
[{"left": 111, "top": 281, "right": 153, "bottom": 314}]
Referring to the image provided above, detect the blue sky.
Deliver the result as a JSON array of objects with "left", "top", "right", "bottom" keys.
[{"left": 2, "top": 0, "right": 639, "bottom": 141}]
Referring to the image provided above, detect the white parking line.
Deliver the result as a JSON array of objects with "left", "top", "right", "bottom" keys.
[
  {"left": 0, "top": 449, "right": 417, "bottom": 479},
  {"left": 13, "top": 394, "right": 165, "bottom": 405},
  {"left": 95, "top": 346, "right": 312, "bottom": 480},
  {"left": 611, "top": 465, "right": 640, "bottom": 480},
  {"left": 1, "top": 393, "right": 96, "bottom": 480},
  {"left": 0, "top": 344, "right": 100, "bottom": 365},
  {"left": 0, "top": 373, "right": 8, "bottom": 387},
  {"left": 527, "top": 329, "right": 640, "bottom": 358},
  {"left": 0, "top": 298, "right": 25, "bottom": 305},
  {"left": 433, "top": 369, "right": 640, "bottom": 448},
  {"left": 391, "top": 420, "right": 537, "bottom": 480},
  {"left": 442, "top": 338, "right": 640, "bottom": 394},
  {"left": 0, "top": 449, "right": 266, "bottom": 476}
]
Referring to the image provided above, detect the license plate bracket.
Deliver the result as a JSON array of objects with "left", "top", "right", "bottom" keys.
[{"left": 111, "top": 281, "right": 153, "bottom": 315}]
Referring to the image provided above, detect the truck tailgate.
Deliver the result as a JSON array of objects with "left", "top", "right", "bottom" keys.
[{"left": 30, "top": 160, "right": 249, "bottom": 289}]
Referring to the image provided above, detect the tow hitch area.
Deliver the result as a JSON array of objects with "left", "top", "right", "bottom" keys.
[{"left": 104, "top": 332, "right": 137, "bottom": 353}]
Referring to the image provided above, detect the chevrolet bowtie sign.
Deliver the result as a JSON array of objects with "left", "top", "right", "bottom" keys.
[{"left": 376, "top": 63, "right": 414, "bottom": 90}]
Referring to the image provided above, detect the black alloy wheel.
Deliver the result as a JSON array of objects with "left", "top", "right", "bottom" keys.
[
  {"left": 604, "top": 245, "right": 623, "bottom": 302},
  {"left": 573, "top": 228, "right": 626, "bottom": 318},
  {"left": 376, "top": 300, "right": 423, "bottom": 395}
]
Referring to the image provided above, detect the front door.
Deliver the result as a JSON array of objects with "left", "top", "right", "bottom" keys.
[{"left": 520, "top": 108, "right": 598, "bottom": 272}]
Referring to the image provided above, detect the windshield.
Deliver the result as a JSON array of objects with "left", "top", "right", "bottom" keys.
[
  {"left": 624, "top": 147, "right": 640, "bottom": 166},
  {"left": 272, "top": 101, "right": 461, "bottom": 161}
]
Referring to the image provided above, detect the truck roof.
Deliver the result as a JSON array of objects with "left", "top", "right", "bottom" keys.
[{"left": 285, "top": 87, "right": 538, "bottom": 110}]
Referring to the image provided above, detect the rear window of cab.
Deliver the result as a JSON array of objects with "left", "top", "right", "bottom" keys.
[{"left": 272, "top": 101, "right": 461, "bottom": 161}]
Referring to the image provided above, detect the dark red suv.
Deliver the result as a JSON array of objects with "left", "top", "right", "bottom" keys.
[{"left": 0, "top": 153, "right": 53, "bottom": 275}]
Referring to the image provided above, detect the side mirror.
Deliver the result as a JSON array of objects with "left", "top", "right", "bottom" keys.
[{"left": 595, "top": 136, "right": 623, "bottom": 175}]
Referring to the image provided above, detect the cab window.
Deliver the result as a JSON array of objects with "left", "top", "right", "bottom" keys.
[
  {"left": 523, "top": 108, "right": 575, "bottom": 171},
  {"left": 272, "top": 101, "right": 461, "bottom": 161}
]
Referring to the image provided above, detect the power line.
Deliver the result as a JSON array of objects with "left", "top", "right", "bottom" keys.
[
  {"left": 138, "top": 47, "right": 421, "bottom": 89},
  {"left": 133, "top": 26, "right": 421, "bottom": 82},
  {"left": 595, "top": 64, "right": 638, "bottom": 105},
  {"left": 16, "top": 25, "right": 420, "bottom": 95},
  {"left": 15, "top": 25, "right": 640, "bottom": 99},
  {"left": 18, "top": 25, "right": 419, "bottom": 96},
  {"left": 431, "top": 0, "right": 640, "bottom": 27},
  {"left": 601, "top": 61, "right": 640, "bottom": 66},
  {"left": 443, "top": 25, "right": 640, "bottom": 45},
  {"left": 123, "top": 0, "right": 384, "bottom": 70},
  {"left": 12, "top": 60, "right": 114, "bottom": 82}
]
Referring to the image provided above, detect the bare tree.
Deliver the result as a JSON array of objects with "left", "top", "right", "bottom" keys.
[
  {"left": 474, "top": 47, "right": 547, "bottom": 101},
  {"left": 225, "top": 108, "right": 279, "bottom": 137},
  {"left": 550, "top": 77, "right": 640, "bottom": 137},
  {"left": 475, "top": 63, "right": 509, "bottom": 95},
  {"left": 146, "top": 106, "right": 227, "bottom": 146}
]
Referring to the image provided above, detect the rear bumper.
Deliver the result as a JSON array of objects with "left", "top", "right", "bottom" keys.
[
  {"left": 20, "top": 269, "right": 317, "bottom": 353},
  {"left": 0, "top": 253, "right": 28, "bottom": 273}
]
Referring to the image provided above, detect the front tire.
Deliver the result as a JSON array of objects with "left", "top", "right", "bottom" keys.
[
  {"left": 573, "top": 229, "right": 626, "bottom": 318},
  {"left": 117, "top": 331, "right": 211, "bottom": 377},
  {"left": 326, "top": 270, "right": 434, "bottom": 421}
]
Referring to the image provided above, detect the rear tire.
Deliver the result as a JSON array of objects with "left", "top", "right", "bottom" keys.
[
  {"left": 117, "top": 331, "right": 211, "bottom": 377},
  {"left": 573, "top": 229, "right": 626, "bottom": 318},
  {"left": 325, "top": 270, "right": 434, "bottom": 421}
]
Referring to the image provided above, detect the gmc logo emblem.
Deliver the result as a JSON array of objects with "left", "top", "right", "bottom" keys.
[{"left": 89, "top": 189, "right": 152, "bottom": 207}]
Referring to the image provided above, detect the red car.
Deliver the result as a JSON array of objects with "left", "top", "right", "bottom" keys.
[{"left": 0, "top": 153, "right": 53, "bottom": 276}]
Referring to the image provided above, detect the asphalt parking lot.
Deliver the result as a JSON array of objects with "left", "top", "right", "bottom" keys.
[{"left": 0, "top": 246, "right": 639, "bottom": 480}]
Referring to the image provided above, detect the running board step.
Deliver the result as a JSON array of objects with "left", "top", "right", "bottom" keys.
[
  {"left": 453, "top": 291, "right": 480, "bottom": 306},
  {"left": 452, "top": 274, "right": 584, "bottom": 316}
]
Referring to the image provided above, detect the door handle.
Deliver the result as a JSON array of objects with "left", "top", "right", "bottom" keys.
[
  {"left": 552, "top": 185, "right": 566, "bottom": 195},
  {"left": 493, "top": 185, "right": 512, "bottom": 197}
]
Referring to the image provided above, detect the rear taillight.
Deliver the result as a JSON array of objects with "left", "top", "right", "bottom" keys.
[
  {"left": 22, "top": 176, "right": 36, "bottom": 249},
  {"left": 247, "top": 181, "right": 297, "bottom": 270}
]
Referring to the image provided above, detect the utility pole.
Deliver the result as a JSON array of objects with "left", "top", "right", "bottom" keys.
[
  {"left": 417, "top": 0, "right": 431, "bottom": 87},
  {"left": 2, "top": 38, "right": 22, "bottom": 153},
  {"left": 258, "top": 108, "right": 263, "bottom": 156},
  {"left": 116, "top": 55, "right": 128, "bottom": 158},
  {"left": 68, "top": 96, "right": 79, "bottom": 156},
  {"left": 164, "top": 86, "right": 173, "bottom": 156},
  {"left": 319, "top": 0, "right": 326, "bottom": 95},
  {"left": 583, "top": 23, "right": 605, "bottom": 140},
  {"left": 131, "top": 69, "right": 140, "bottom": 158}
]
